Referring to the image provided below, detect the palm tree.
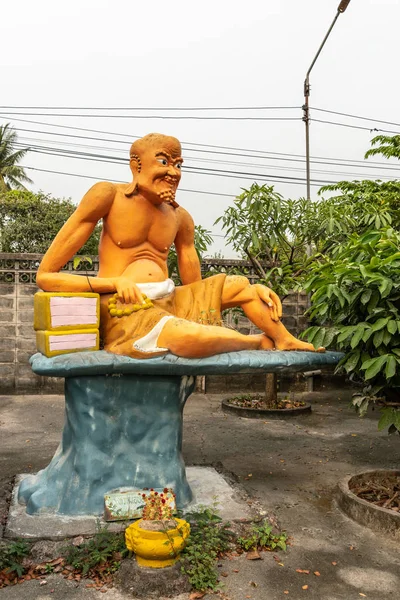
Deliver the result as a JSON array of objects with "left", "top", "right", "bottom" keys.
[{"left": 0, "top": 123, "right": 33, "bottom": 191}]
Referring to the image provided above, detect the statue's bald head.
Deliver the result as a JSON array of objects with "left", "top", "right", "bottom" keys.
[
  {"left": 129, "top": 133, "right": 182, "bottom": 170},
  {"left": 125, "top": 133, "right": 183, "bottom": 200}
]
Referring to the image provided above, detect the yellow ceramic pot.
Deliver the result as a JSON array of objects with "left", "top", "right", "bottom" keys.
[{"left": 125, "top": 518, "right": 190, "bottom": 568}]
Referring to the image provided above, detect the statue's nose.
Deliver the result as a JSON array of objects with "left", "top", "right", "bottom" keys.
[{"left": 167, "top": 165, "right": 180, "bottom": 178}]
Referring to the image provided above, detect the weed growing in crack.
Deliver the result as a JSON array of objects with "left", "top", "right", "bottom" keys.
[{"left": 180, "top": 506, "right": 235, "bottom": 591}]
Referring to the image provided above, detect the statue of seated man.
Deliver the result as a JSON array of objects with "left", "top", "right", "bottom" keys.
[{"left": 37, "top": 133, "right": 320, "bottom": 359}]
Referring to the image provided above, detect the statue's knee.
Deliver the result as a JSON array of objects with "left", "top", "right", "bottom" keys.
[{"left": 226, "top": 275, "right": 250, "bottom": 293}]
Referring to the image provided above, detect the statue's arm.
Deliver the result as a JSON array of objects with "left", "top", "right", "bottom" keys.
[
  {"left": 174, "top": 208, "right": 202, "bottom": 284},
  {"left": 36, "top": 182, "right": 118, "bottom": 294}
]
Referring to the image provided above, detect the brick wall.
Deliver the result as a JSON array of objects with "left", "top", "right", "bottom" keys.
[{"left": 0, "top": 254, "right": 310, "bottom": 394}]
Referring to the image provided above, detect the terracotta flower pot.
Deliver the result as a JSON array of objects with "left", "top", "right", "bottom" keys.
[{"left": 125, "top": 518, "right": 190, "bottom": 568}]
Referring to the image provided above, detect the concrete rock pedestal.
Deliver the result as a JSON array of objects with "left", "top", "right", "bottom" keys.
[
  {"left": 18, "top": 350, "right": 343, "bottom": 519},
  {"left": 19, "top": 373, "right": 195, "bottom": 514}
]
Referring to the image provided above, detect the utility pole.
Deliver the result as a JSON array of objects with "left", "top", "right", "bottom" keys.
[{"left": 303, "top": 0, "right": 352, "bottom": 200}]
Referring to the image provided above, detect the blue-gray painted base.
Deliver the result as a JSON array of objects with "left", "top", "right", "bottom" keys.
[{"left": 18, "top": 374, "right": 195, "bottom": 516}]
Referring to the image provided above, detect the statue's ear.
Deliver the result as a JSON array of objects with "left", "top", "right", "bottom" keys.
[
  {"left": 125, "top": 154, "right": 141, "bottom": 197},
  {"left": 124, "top": 179, "right": 137, "bottom": 197}
]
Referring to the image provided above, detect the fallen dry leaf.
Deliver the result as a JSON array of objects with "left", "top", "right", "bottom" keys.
[
  {"left": 302, "top": 585, "right": 309, "bottom": 590},
  {"left": 249, "top": 581, "right": 258, "bottom": 587},
  {"left": 39, "top": 580, "right": 47, "bottom": 586},
  {"left": 359, "top": 594, "right": 366, "bottom": 598},
  {"left": 331, "top": 561, "right": 337, "bottom": 566},
  {"left": 284, "top": 592, "right": 289, "bottom": 595},
  {"left": 232, "top": 569, "right": 239, "bottom": 573},
  {"left": 72, "top": 536, "right": 84, "bottom": 546},
  {"left": 313, "top": 571, "right": 321, "bottom": 577},
  {"left": 221, "top": 572, "right": 228, "bottom": 577},
  {"left": 246, "top": 550, "right": 262, "bottom": 561},
  {"left": 296, "top": 569, "right": 310, "bottom": 574},
  {"left": 189, "top": 592, "right": 205, "bottom": 600},
  {"left": 349, "top": 545, "right": 355, "bottom": 550},
  {"left": 278, "top": 562, "right": 284, "bottom": 567}
]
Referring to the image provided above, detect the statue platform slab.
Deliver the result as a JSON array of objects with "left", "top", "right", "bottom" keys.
[
  {"left": 29, "top": 348, "right": 342, "bottom": 377},
  {"left": 18, "top": 350, "right": 343, "bottom": 517}
]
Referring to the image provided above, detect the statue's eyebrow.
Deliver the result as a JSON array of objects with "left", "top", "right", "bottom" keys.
[
  {"left": 155, "top": 151, "right": 170, "bottom": 159},
  {"left": 174, "top": 157, "right": 184, "bottom": 164}
]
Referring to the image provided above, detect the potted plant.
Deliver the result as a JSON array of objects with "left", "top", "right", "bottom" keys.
[{"left": 125, "top": 489, "right": 190, "bottom": 569}]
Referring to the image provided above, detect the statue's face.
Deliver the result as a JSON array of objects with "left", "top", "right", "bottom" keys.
[{"left": 135, "top": 141, "right": 183, "bottom": 205}]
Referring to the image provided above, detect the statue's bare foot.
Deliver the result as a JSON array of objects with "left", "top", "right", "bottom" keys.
[
  {"left": 275, "top": 337, "right": 325, "bottom": 352},
  {"left": 253, "top": 334, "right": 275, "bottom": 350}
]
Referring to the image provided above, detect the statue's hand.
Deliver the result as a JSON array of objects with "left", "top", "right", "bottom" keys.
[
  {"left": 254, "top": 284, "right": 283, "bottom": 322},
  {"left": 113, "top": 277, "right": 145, "bottom": 305}
]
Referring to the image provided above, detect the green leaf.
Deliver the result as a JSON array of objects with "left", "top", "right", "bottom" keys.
[
  {"left": 303, "top": 326, "right": 320, "bottom": 343},
  {"left": 350, "top": 326, "right": 365, "bottom": 349},
  {"left": 337, "top": 327, "right": 356, "bottom": 343},
  {"left": 362, "top": 327, "right": 374, "bottom": 343},
  {"left": 373, "top": 329, "right": 385, "bottom": 348},
  {"left": 312, "top": 328, "right": 326, "bottom": 350},
  {"left": 322, "top": 328, "right": 338, "bottom": 348},
  {"left": 251, "top": 229, "right": 259, "bottom": 250},
  {"left": 361, "top": 231, "right": 381, "bottom": 245},
  {"left": 367, "top": 291, "right": 380, "bottom": 312},
  {"left": 360, "top": 289, "right": 372, "bottom": 304},
  {"left": 385, "top": 355, "right": 397, "bottom": 379},
  {"left": 379, "top": 279, "right": 393, "bottom": 298},
  {"left": 371, "top": 317, "right": 390, "bottom": 332},
  {"left": 343, "top": 351, "right": 361, "bottom": 373},
  {"left": 378, "top": 408, "right": 397, "bottom": 431},
  {"left": 387, "top": 320, "right": 397, "bottom": 335},
  {"left": 364, "top": 355, "right": 388, "bottom": 380}
]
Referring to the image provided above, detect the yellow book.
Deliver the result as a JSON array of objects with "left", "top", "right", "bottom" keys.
[
  {"left": 36, "top": 329, "right": 99, "bottom": 358},
  {"left": 34, "top": 292, "right": 100, "bottom": 331}
]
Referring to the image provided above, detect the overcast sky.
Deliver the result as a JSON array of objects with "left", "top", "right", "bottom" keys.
[{"left": 2, "top": 0, "right": 400, "bottom": 257}]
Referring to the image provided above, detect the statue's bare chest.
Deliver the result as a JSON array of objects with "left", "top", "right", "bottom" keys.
[{"left": 104, "top": 195, "right": 179, "bottom": 250}]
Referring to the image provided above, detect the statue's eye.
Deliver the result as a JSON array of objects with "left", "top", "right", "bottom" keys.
[
  {"left": 175, "top": 162, "right": 182, "bottom": 170},
  {"left": 157, "top": 158, "right": 168, "bottom": 166}
]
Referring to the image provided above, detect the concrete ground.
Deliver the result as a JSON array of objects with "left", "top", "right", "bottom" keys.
[{"left": 0, "top": 388, "right": 399, "bottom": 600}]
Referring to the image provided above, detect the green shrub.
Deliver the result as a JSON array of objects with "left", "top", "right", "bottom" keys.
[{"left": 304, "top": 227, "right": 400, "bottom": 433}]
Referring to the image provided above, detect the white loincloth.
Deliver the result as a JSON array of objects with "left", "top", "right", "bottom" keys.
[
  {"left": 136, "top": 278, "right": 175, "bottom": 301},
  {"left": 133, "top": 279, "right": 176, "bottom": 354}
]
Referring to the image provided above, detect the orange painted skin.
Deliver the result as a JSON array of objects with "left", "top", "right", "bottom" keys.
[{"left": 37, "top": 133, "right": 320, "bottom": 358}]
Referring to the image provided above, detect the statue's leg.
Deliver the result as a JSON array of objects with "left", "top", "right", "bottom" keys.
[
  {"left": 158, "top": 317, "right": 273, "bottom": 358},
  {"left": 221, "top": 275, "right": 322, "bottom": 352}
]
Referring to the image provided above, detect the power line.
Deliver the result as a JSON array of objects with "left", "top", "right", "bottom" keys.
[
  {"left": 312, "top": 107, "right": 400, "bottom": 129},
  {"left": 1, "top": 114, "right": 309, "bottom": 157},
  {"left": 0, "top": 104, "right": 300, "bottom": 111},
  {"left": 4, "top": 114, "right": 400, "bottom": 171},
  {"left": 22, "top": 163, "right": 336, "bottom": 188},
  {"left": 20, "top": 165, "right": 235, "bottom": 196},
  {"left": 17, "top": 135, "right": 399, "bottom": 179},
  {"left": 1, "top": 113, "right": 393, "bottom": 166},
  {"left": 0, "top": 111, "right": 301, "bottom": 121},
  {"left": 17, "top": 140, "right": 348, "bottom": 185},
  {"left": 312, "top": 118, "right": 400, "bottom": 136},
  {"left": 14, "top": 137, "right": 400, "bottom": 178}
]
